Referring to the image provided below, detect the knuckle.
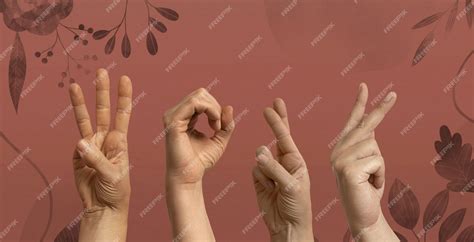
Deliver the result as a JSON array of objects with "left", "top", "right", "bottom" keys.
[
  {"left": 332, "top": 160, "right": 345, "bottom": 173},
  {"left": 195, "top": 87, "right": 208, "bottom": 96},
  {"left": 189, "top": 96, "right": 200, "bottom": 105}
]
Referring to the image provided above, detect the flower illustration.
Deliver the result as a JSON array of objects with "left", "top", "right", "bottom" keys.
[
  {"left": 434, "top": 125, "right": 474, "bottom": 193},
  {"left": 1, "top": 0, "right": 73, "bottom": 35}
]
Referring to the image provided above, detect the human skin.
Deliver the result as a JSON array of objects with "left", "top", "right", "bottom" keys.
[
  {"left": 253, "top": 98, "right": 314, "bottom": 242},
  {"left": 330, "top": 83, "right": 399, "bottom": 242},
  {"left": 69, "top": 69, "right": 133, "bottom": 242},
  {"left": 163, "top": 88, "right": 235, "bottom": 242}
]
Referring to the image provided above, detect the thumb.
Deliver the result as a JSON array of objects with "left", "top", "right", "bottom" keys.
[
  {"left": 77, "top": 139, "right": 114, "bottom": 178},
  {"left": 255, "top": 146, "right": 296, "bottom": 191},
  {"left": 212, "top": 106, "right": 235, "bottom": 148}
]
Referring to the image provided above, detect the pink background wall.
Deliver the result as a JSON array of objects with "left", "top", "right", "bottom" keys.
[{"left": 0, "top": 0, "right": 473, "bottom": 241}]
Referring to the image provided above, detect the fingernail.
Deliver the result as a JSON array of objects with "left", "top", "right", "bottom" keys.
[
  {"left": 77, "top": 140, "right": 90, "bottom": 153},
  {"left": 383, "top": 92, "right": 395, "bottom": 103},
  {"left": 257, "top": 153, "right": 268, "bottom": 165}
]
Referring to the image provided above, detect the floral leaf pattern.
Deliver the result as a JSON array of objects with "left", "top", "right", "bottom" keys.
[
  {"left": 155, "top": 7, "right": 179, "bottom": 21},
  {"left": 439, "top": 208, "right": 467, "bottom": 241},
  {"left": 423, "top": 189, "right": 449, "bottom": 233},
  {"left": 53, "top": 221, "right": 79, "bottom": 242},
  {"left": 434, "top": 126, "right": 474, "bottom": 193},
  {"left": 8, "top": 32, "right": 26, "bottom": 113},
  {"left": 412, "top": 12, "right": 445, "bottom": 29},
  {"left": 457, "top": 225, "right": 474, "bottom": 242},
  {"left": 412, "top": 31, "right": 435, "bottom": 66},
  {"left": 121, "top": 33, "right": 131, "bottom": 58},
  {"left": 388, "top": 178, "right": 420, "bottom": 230},
  {"left": 146, "top": 32, "right": 158, "bottom": 55}
]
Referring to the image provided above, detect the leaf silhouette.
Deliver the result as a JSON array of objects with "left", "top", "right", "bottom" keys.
[
  {"left": 149, "top": 17, "right": 167, "bottom": 33},
  {"left": 121, "top": 34, "right": 131, "bottom": 58},
  {"left": 146, "top": 32, "right": 158, "bottom": 55},
  {"left": 412, "top": 12, "right": 445, "bottom": 29},
  {"left": 412, "top": 32, "right": 435, "bottom": 66},
  {"left": 156, "top": 7, "right": 179, "bottom": 21},
  {"left": 0, "top": 0, "right": 6, "bottom": 12},
  {"left": 439, "top": 208, "right": 466, "bottom": 242},
  {"left": 467, "top": 0, "right": 473, "bottom": 28},
  {"left": 423, "top": 189, "right": 449, "bottom": 233},
  {"left": 53, "top": 222, "right": 79, "bottom": 242},
  {"left": 343, "top": 228, "right": 352, "bottom": 242},
  {"left": 388, "top": 178, "right": 420, "bottom": 229},
  {"left": 93, "top": 30, "right": 110, "bottom": 40},
  {"left": 446, "top": 1, "right": 459, "bottom": 32},
  {"left": 105, "top": 36, "right": 116, "bottom": 55},
  {"left": 394, "top": 231, "right": 408, "bottom": 242},
  {"left": 457, "top": 225, "right": 474, "bottom": 242},
  {"left": 9, "top": 32, "right": 27, "bottom": 113}
]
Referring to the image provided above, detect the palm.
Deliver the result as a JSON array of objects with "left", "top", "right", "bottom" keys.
[
  {"left": 255, "top": 169, "right": 309, "bottom": 233},
  {"left": 342, "top": 176, "right": 384, "bottom": 228},
  {"left": 166, "top": 108, "right": 232, "bottom": 184},
  {"left": 74, "top": 131, "right": 130, "bottom": 209}
]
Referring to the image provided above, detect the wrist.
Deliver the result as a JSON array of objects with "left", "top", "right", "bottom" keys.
[
  {"left": 79, "top": 207, "right": 129, "bottom": 242},
  {"left": 270, "top": 224, "right": 314, "bottom": 242},
  {"left": 352, "top": 213, "right": 399, "bottom": 242}
]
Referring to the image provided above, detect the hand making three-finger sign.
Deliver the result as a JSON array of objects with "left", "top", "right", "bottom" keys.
[
  {"left": 69, "top": 69, "right": 133, "bottom": 242},
  {"left": 330, "top": 83, "right": 399, "bottom": 242}
]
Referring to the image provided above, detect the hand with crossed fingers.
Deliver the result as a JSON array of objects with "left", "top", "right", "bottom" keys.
[
  {"left": 253, "top": 98, "right": 314, "bottom": 242},
  {"left": 331, "top": 83, "right": 399, "bottom": 242}
]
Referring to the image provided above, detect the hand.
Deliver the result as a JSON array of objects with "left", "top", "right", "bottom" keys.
[
  {"left": 330, "top": 83, "right": 398, "bottom": 242},
  {"left": 253, "top": 99, "right": 314, "bottom": 242},
  {"left": 69, "top": 69, "right": 133, "bottom": 242},
  {"left": 164, "top": 88, "right": 235, "bottom": 184},
  {"left": 164, "top": 88, "right": 234, "bottom": 242}
]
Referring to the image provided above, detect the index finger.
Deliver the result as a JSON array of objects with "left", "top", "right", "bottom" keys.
[
  {"left": 263, "top": 107, "right": 299, "bottom": 155},
  {"left": 69, "top": 84, "right": 94, "bottom": 138},
  {"left": 343, "top": 92, "right": 397, "bottom": 147},
  {"left": 341, "top": 83, "right": 368, "bottom": 136}
]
